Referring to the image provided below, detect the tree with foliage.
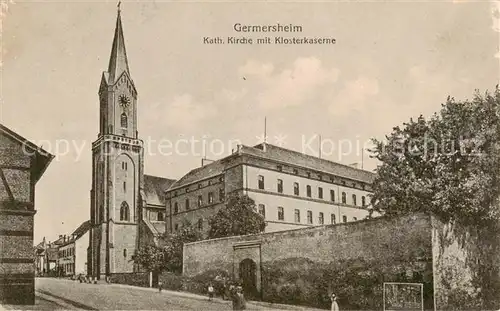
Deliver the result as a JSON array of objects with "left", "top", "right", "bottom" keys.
[
  {"left": 370, "top": 89, "right": 500, "bottom": 226},
  {"left": 132, "top": 244, "right": 166, "bottom": 273},
  {"left": 162, "top": 220, "right": 203, "bottom": 274},
  {"left": 133, "top": 221, "right": 202, "bottom": 275},
  {"left": 370, "top": 88, "right": 500, "bottom": 308},
  {"left": 208, "top": 194, "right": 267, "bottom": 239}
]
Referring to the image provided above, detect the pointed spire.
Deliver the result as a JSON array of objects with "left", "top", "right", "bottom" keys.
[{"left": 108, "top": 3, "right": 130, "bottom": 84}]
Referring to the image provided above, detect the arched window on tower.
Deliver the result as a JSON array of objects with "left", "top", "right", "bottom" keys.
[
  {"left": 120, "top": 201, "right": 129, "bottom": 221},
  {"left": 121, "top": 113, "right": 128, "bottom": 129}
]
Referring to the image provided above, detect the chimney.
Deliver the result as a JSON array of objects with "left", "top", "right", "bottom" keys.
[
  {"left": 237, "top": 144, "right": 242, "bottom": 154},
  {"left": 262, "top": 142, "right": 267, "bottom": 152}
]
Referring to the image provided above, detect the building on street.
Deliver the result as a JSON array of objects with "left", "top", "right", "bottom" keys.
[
  {"left": 56, "top": 220, "right": 91, "bottom": 277},
  {"left": 0, "top": 123, "right": 54, "bottom": 304}
]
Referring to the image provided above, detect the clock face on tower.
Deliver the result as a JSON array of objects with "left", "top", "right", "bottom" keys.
[{"left": 119, "top": 94, "right": 131, "bottom": 109}]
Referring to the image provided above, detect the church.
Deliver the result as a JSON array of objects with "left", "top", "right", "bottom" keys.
[{"left": 88, "top": 7, "right": 175, "bottom": 279}]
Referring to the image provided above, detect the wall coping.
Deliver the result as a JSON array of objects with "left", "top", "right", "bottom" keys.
[{"left": 184, "top": 212, "right": 431, "bottom": 247}]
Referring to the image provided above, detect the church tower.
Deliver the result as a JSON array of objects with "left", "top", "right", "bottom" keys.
[{"left": 89, "top": 6, "right": 144, "bottom": 279}]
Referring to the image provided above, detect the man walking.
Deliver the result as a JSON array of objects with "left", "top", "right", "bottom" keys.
[{"left": 331, "top": 293, "right": 339, "bottom": 311}]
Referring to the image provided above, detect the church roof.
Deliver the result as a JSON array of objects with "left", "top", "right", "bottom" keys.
[
  {"left": 168, "top": 143, "right": 375, "bottom": 190},
  {"left": 144, "top": 175, "right": 176, "bottom": 206},
  {"left": 107, "top": 9, "right": 130, "bottom": 84}
]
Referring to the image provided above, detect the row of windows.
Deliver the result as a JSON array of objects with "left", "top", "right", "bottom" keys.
[
  {"left": 257, "top": 204, "right": 357, "bottom": 224},
  {"left": 173, "top": 218, "right": 204, "bottom": 232},
  {"left": 169, "top": 176, "right": 225, "bottom": 199},
  {"left": 172, "top": 188, "right": 225, "bottom": 214},
  {"left": 273, "top": 164, "right": 368, "bottom": 190},
  {"left": 59, "top": 247, "right": 74, "bottom": 258},
  {"left": 258, "top": 175, "right": 367, "bottom": 207}
]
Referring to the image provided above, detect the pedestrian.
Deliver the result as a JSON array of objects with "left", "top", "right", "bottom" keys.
[
  {"left": 158, "top": 281, "right": 163, "bottom": 293},
  {"left": 221, "top": 277, "right": 228, "bottom": 300},
  {"left": 236, "top": 286, "right": 246, "bottom": 310},
  {"left": 208, "top": 283, "right": 215, "bottom": 301},
  {"left": 331, "top": 293, "right": 339, "bottom": 311}
]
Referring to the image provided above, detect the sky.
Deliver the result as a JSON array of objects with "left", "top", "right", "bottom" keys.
[{"left": 0, "top": 0, "right": 498, "bottom": 243}]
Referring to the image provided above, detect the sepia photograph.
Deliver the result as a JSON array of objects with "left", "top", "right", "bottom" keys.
[{"left": 0, "top": 0, "right": 499, "bottom": 310}]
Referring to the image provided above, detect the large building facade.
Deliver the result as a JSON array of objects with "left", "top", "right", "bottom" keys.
[
  {"left": 88, "top": 9, "right": 174, "bottom": 279},
  {"left": 165, "top": 143, "right": 378, "bottom": 235}
]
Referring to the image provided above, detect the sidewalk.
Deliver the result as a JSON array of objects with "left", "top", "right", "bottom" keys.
[{"left": 106, "top": 281, "right": 326, "bottom": 311}]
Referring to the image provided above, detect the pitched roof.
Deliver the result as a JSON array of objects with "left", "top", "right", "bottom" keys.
[
  {"left": 71, "top": 220, "right": 91, "bottom": 240},
  {"left": 52, "top": 236, "right": 65, "bottom": 246},
  {"left": 144, "top": 175, "right": 176, "bottom": 206},
  {"left": 108, "top": 10, "right": 130, "bottom": 84},
  {"left": 0, "top": 123, "right": 54, "bottom": 183},
  {"left": 250, "top": 143, "right": 375, "bottom": 183},
  {"left": 168, "top": 143, "right": 375, "bottom": 190},
  {"left": 168, "top": 160, "right": 227, "bottom": 190},
  {"left": 34, "top": 241, "right": 44, "bottom": 250}
]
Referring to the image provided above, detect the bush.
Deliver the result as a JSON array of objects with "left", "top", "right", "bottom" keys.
[
  {"left": 110, "top": 273, "right": 149, "bottom": 287},
  {"left": 159, "top": 272, "right": 184, "bottom": 291}
]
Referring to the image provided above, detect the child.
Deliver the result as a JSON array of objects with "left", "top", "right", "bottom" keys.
[
  {"left": 208, "top": 283, "right": 214, "bottom": 301},
  {"left": 158, "top": 281, "right": 163, "bottom": 293}
]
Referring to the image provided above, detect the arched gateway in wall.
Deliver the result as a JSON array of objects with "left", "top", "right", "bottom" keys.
[
  {"left": 233, "top": 241, "right": 262, "bottom": 299},
  {"left": 239, "top": 258, "right": 258, "bottom": 298}
]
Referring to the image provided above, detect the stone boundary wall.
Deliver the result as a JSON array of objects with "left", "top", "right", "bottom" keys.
[{"left": 183, "top": 213, "right": 435, "bottom": 310}]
